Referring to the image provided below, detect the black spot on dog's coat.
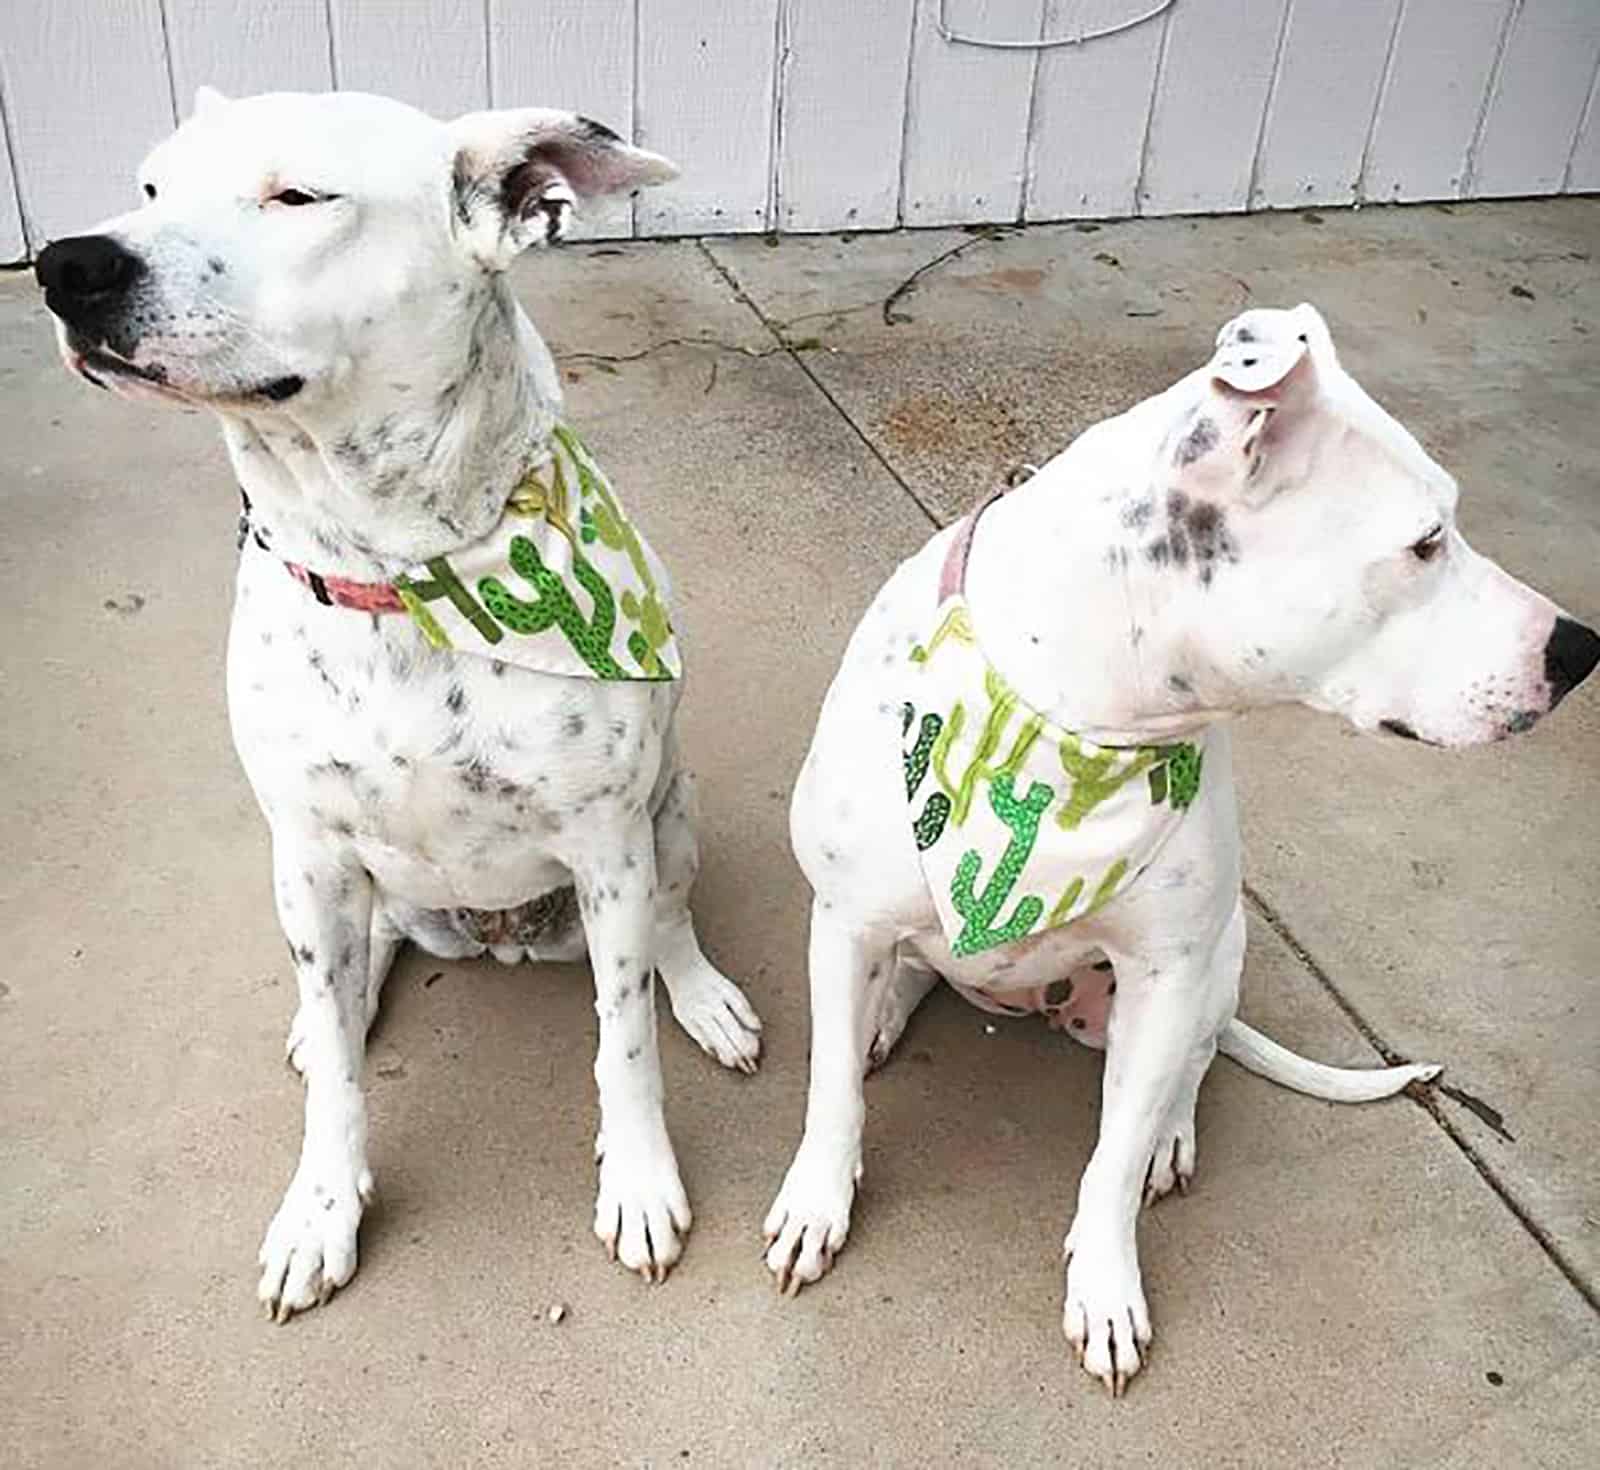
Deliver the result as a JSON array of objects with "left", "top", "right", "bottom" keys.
[
  {"left": 1174, "top": 416, "right": 1219, "bottom": 466},
  {"left": 1120, "top": 496, "right": 1154, "bottom": 530}
]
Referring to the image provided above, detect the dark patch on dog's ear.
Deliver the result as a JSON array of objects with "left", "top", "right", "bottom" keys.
[
  {"left": 500, "top": 157, "right": 575, "bottom": 244},
  {"left": 1380, "top": 719, "right": 1420, "bottom": 741},
  {"left": 576, "top": 115, "right": 622, "bottom": 144}
]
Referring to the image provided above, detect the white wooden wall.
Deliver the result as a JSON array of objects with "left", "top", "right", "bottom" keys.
[{"left": 2, "top": 0, "right": 1597, "bottom": 260}]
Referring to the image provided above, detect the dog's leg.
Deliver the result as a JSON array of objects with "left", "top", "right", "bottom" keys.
[
  {"left": 258, "top": 846, "right": 376, "bottom": 1320},
  {"left": 286, "top": 902, "right": 400, "bottom": 1076},
  {"left": 577, "top": 816, "right": 691, "bottom": 1282},
  {"left": 764, "top": 900, "right": 894, "bottom": 1293},
  {"left": 651, "top": 768, "right": 762, "bottom": 1073},
  {"left": 865, "top": 956, "right": 938, "bottom": 1073},
  {"left": 1061, "top": 902, "right": 1243, "bottom": 1395}
]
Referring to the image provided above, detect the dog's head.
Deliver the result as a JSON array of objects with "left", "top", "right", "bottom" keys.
[
  {"left": 1154, "top": 303, "right": 1597, "bottom": 746},
  {"left": 34, "top": 87, "right": 675, "bottom": 410}
]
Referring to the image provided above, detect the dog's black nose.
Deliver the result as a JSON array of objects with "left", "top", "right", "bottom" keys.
[
  {"left": 35, "top": 235, "right": 146, "bottom": 320},
  {"left": 1543, "top": 615, "right": 1600, "bottom": 707}
]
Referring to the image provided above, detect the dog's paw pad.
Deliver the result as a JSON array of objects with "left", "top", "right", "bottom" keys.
[{"left": 257, "top": 1168, "right": 368, "bottom": 1321}]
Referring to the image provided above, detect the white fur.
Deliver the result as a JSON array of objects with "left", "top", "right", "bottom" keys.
[
  {"left": 42, "top": 89, "right": 755, "bottom": 1319},
  {"left": 769, "top": 304, "right": 1595, "bottom": 1394}
]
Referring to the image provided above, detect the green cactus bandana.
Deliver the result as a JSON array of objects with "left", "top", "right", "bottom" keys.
[
  {"left": 902, "top": 595, "right": 1209, "bottom": 958},
  {"left": 389, "top": 423, "right": 680, "bottom": 680}
]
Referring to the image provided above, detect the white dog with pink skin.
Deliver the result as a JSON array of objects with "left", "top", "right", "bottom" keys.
[{"left": 768, "top": 303, "right": 1599, "bottom": 1394}]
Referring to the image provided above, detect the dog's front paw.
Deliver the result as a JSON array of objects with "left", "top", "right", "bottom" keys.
[
  {"left": 763, "top": 1147, "right": 861, "bottom": 1295},
  {"left": 664, "top": 962, "right": 762, "bottom": 1075},
  {"left": 593, "top": 1134, "right": 691, "bottom": 1283},
  {"left": 1062, "top": 1227, "right": 1152, "bottom": 1396},
  {"left": 257, "top": 1163, "right": 373, "bottom": 1322}
]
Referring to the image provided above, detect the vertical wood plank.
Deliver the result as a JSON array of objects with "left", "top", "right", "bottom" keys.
[
  {"left": 0, "top": 0, "right": 174, "bottom": 242},
  {"left": 489, "top": 0, "right": 634, "bottom": 239},
  {"left": 634, "top": 0, "right": 780, "bottom": 235},
  {"left": 0, "top": 109, "right": 25, "bottom": 260},
  {"left": 1253, "top": 0, "right": 1401, "bottom": 209},
  {"left": 901, "top": 0, "right": 1045, "bottom": 228},
  {"left": 330, "top": 0, "right": 487, "bottom": 119},
  {"left": 165, "top": 0, "right": 333, "bottom": 106},
  {"left": 1025, "top": 0, "right": 1168, "bottom": 221},
  {"left": 1472, "top": 0, "right": 1600, "bottom": 197},
  {"left": 1563, "top": 56, "right": 1600, "bottom": 191},
  {"left": 1363, "top": 0, "right": 1513, "bottom": 201},
  {"left": 779, "top": 0, "right": 916, "bottom": 232},
  {"left": 1140, "top": 0, "right": 1290, "bottom": 216}
]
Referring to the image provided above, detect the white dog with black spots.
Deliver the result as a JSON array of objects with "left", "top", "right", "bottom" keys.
[
  {"left": 767, "top": 303, "right": 1599, "bottom": 1393},
  {"left": 37, "top": 88, "right": 760, "bottom": 1318}
]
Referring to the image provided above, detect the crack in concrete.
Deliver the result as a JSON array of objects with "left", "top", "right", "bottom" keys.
[
  {"left": 697, "top": 239, "right": 945, "bottom": 529},
  {"left": 1245, "top": 880, "right": 1596, "bottom": 1316},
  {"left": 880, "top": 226, "right": 1019, "bottom": 325}
]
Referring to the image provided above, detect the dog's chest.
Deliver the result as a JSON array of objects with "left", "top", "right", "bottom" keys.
[{"left": 225, "top": 552, "right": 667, "bottom": 907}]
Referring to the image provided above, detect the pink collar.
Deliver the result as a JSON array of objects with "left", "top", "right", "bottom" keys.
[{"left": 238, "top": 488, "right": 408, "bottom": 613}]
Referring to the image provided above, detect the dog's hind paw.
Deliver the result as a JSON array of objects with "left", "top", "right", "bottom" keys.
[
  {"left": 257, "top": 1164, "right": 372, "bottom": 1322},
  {"left": 865, "top": 961, "right": 938, "bottom": 1074},
  {"left": 1143, "top": 1114, "right": 1197, "bottom": 1207},
  {"left": 284, "top": 1007, "right": 310, "bottom": 1077},
  {"left": 663, "top": 963, "right": 762, "bottom": 1075}
]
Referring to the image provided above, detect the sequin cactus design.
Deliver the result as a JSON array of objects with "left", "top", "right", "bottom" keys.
[
  {"left": 905, "top": 594, "right": 1208, "bottom": 956},
  {"left": 391, "top": 424, "right": 681, "bottom": 682}
]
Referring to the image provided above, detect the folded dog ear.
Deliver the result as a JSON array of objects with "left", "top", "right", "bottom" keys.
[
  {"left": 1210, "top": 303, "right": 1329, "bottom": 394},
  {"left": 1175, "top": 304, "right": 1331, "bottom": 495},
  {"left": 449, "top": 109, "right": 677, "bottom": 266}
]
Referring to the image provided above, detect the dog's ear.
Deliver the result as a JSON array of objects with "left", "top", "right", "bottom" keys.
[
  {"left": 1175, "top": 304, "right": 1330, "bottom": 494},
  {"left": 192, "top": 85, "right": 230, "bottom": 120},
  {"left": 448, "top": 109, "right": 676, "bottom": 267}
]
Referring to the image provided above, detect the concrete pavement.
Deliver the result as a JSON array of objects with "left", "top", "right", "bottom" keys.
[{"left": 2, "top": 200, "right": 1597, "bottom": 1467}]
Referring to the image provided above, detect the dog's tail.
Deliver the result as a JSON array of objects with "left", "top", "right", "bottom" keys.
[{"left": 1219, "top": 1018, "right": 1440, "bottom": 1102}]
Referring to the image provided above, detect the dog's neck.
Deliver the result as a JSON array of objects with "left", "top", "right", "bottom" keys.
[
  {"left": 963, "top": 440, "right": 1238, "bottom": 747},
  {"left": 219, "top": 275, "right": 558, "bottom": 580}
]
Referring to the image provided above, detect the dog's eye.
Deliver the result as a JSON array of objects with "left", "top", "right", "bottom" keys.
[
  {"left": 270, "top": 188, "right": 322, "bottom": 207},
  {"left": 1409, "top": 526, "right": 1445, "bottom": 562},
  {"left": 143, "top": 183, "right": 156, "bottom": 201}
]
